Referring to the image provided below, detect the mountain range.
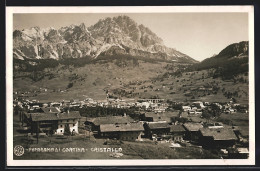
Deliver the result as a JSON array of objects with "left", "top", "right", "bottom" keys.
[{"left": 13, "top": 15, "right": 197, "bottom": 63}]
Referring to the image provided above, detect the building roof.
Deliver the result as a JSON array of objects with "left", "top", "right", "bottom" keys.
[
  {"left": 144, "top": 112, "right": 179, "bottom": 122},
  {"left": 30, "top": 111, "right": 81, "bottom": 122},
  {"left": 170, "top": 125, "right": 186, "bottom": 132},
  {"left": 80, "top": 117, "right": 87, "bottom": 121},
  {"left": 100, "top": 122, "right": 144, "bottom": 133},
  {"left": 200, "top": 128, "right": 238, "bottom": 141},
  {"left": 237, "top": 148, "right": 249, "bottom": 154},
  {"left": 183, "top": 122, "right": 203, "bottom": 131},
  {"left": 147, "top": 122, "right": 169, "bottom": 129},
  {"left": 87, "top": 115, "right": 134, "bottom": 126},
  {"left": 233, "top": 126, "right": 249, "bottom": 137}
]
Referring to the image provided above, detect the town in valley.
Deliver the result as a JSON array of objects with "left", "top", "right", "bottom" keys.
[{"left": 12, "top": 14, "right": 250, "bottom": 159}]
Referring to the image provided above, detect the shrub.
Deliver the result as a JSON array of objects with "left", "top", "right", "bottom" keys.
[{"left": 67, "top": 82, "right": 73, "bottom": 89}]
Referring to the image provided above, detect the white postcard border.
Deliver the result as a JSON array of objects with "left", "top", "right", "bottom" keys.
[{"left": 6, "top": 6, "right": 255, "bottom": 166}]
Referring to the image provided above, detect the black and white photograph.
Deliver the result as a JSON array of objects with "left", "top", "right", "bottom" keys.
[{"left": 6, "top": 6, "right": 255, "bottom": 166}]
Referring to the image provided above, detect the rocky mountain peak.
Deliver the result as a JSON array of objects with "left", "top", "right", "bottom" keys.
[
  {"left": 13, "top": 15, "right": 197, "bottom": 63},
  {"left": 79, "top": 23, "right": 86, "bottom": 31}
]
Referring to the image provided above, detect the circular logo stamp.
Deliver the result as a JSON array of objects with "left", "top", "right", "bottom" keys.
[{"left": 14, "top": 145, "right": 24, "bottom": 156}]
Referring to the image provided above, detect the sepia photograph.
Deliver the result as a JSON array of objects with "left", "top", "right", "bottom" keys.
[{"left": 6, "top": 6, "right": 255, "bottom": 166}]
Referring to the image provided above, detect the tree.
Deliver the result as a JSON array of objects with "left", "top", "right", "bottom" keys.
[
  {"left": 202, "top": 109, "right": 211, "bottom": 123},
  {"left": 210, "top": 104, "right": 221, "bottom": 117},
  {"left": 67, "top": 82, "right": 73, "bottom": 89},
  {"left": 64, "top": 124, "right": 71, "bottom": 136}
]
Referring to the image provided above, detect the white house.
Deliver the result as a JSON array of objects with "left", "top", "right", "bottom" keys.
[
  {"left": 56, "top": 118, "right": 79, "bottom": 135},
  {"left": 182, "top": 106, "right": 191, "bottom": 112},
  {"left": 28, "top": 111, "right": 81, "bottom": 135},
  {"left": 192, "top": 101, "right": 205, "bottom": 109}
]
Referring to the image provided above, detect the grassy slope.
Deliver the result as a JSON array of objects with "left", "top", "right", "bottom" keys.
[{"left": 13, "top": 59, "right": 248, "bottom": 104}]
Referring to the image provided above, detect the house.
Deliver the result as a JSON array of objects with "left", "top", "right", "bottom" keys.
[
  {"left": 182, "top": 106, "right": 191, "bottom": 112},
  {"left": 169, "top": 125, "right": 186, "bottom": 142},
  {"left": 143, "top": 121, "right": 170, "bottom": 139},
  {"left": 188, "top": 110, "right": 196, "bottom": 115},
  {"left": 233, "top": 126, "right": 249, "bottom": 146},
  {"left": 183, "top": 122, "right": 203, "bottom": 142},
  {"left": 99, "top": 122, "right": 144, "bottom": 141},
  {"left": 140, "top": 113, "right": 154, "bottom": 122},
  {"left": 204, "top": 102, "right": 210, "bottom": 106},
  {"left": 25, "top": 110, "right": 81, "bottom": 135},
  {"left": 206, "top": 122, "right": 224, "bottom": 129},
  {"left": 198, "top": 128, "right": 238, "bottom": 149},
  {"left": 228, "top": 147, "right": 249, "bottom": 159},
  {"left": 50, "top": 102, "right": 62, "bottom": 108},
  {"left": 141, "top": 102, "right": 150, "bottom": 109},
  {"left": 192, "top": 101, "right": 205, "bottom": 109},
  {"left": 154, "top": 107, "right": 167, "bottom": 113},
  {"left": 141, "top": 112, "right": 166, "bottom": 122},
  {"left": 85, "top": 115, "right": 135, "bottom": 133}
]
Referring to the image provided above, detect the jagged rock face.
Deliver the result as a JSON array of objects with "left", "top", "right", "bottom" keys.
[
  {"left": 13, "top": 15, "right": 197, "bottom": 63},
  {"left": 217, "top": 41, "right": 249, "bottom": 58}
]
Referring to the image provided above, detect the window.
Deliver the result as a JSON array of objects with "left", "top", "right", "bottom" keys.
[
  {"left": 60, "top": 130, "right": 62, "bottom": 132},
  {"left": 73, "top": 129, "right": 75, "bottom": 131},
  {"left": 61, "top": 120, "right": 62, "bottom": 123},
  {"left": 60, "top": 125, "right": 62, "bottom": 127},
  {"left": 67, "top": 120, "right": 69, "bottom": 122},
  {"left": 73, "top": 124, "right": 75, "bottom": 126}
]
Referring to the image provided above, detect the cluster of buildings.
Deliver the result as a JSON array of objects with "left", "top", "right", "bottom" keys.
[
  {"left": 14, "top": 96, "right": 248, "bottom": 158},
  {"left": 181, "top": 101, "right": 247, "bottom": 115},
  {"left": 14, "top": 97, "right": 169, "bottom": 113},
  {"left": 84, "top": 114, "right": 248, "bottom": 157}
]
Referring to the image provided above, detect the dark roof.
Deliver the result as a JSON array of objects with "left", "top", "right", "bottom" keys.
[
  {"left": 144, "top": 112, "right": 179, "bottom": 122},
  {"left": 87, "top": 116, "right": 134, "bottom": 126},
  {"left": 100, "top": 122, "right": 144, "bottom": 133},
  {"left": 183, "top": 123, "right": 203, "bottom": 131},
  {"left": 233, "top": 126, "right": 249, "bottom": 137},
  {"left": 170, "top": 125, "right": 186, "bottom": 132},
  {"left": 200, "top": 128, "right": 238, "bottom": 141},
  {"left": 30, "top": 111, "right": 81, "bottom": 121},
  {"left": 147, "top": 122, "right": 169, "bottom": 129}
]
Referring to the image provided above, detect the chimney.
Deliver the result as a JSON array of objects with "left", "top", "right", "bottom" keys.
[
  {"left": 67, "top": 109, "right": 70, "bottom": 114},
  {"left": 123, "top": 113, "right": 126, "bottom": 117}
]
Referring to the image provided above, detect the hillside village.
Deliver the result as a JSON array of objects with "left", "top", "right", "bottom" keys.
[
  {"left": 13, "top": 93, "right": 249, "bottom": 159},
  {"left": 11, "top": 15, "right": 250, "bottom": 160}
]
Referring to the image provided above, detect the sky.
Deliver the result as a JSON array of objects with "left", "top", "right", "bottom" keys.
[{"left": 13, "top": 13, "right": 248, "bottom": 61}]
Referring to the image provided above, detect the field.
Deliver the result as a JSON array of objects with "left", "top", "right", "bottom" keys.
[
  {"left": 217, "top": 112, "right": 249, "bottom": 126},
  {"left": 13, "top": 59, "right": 249, "bottom": 104}
]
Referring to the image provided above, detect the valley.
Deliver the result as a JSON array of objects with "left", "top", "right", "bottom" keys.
[{"left": 14, "top": 56, "right": 248, "bottom": 105}]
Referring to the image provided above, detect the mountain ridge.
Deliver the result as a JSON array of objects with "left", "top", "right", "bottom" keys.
[
  {"left": 187, "top": 41, "right": 248, "bottom": 80},
  {"left": 13, "top": 15, "right": 197, "bottom": 63}
]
